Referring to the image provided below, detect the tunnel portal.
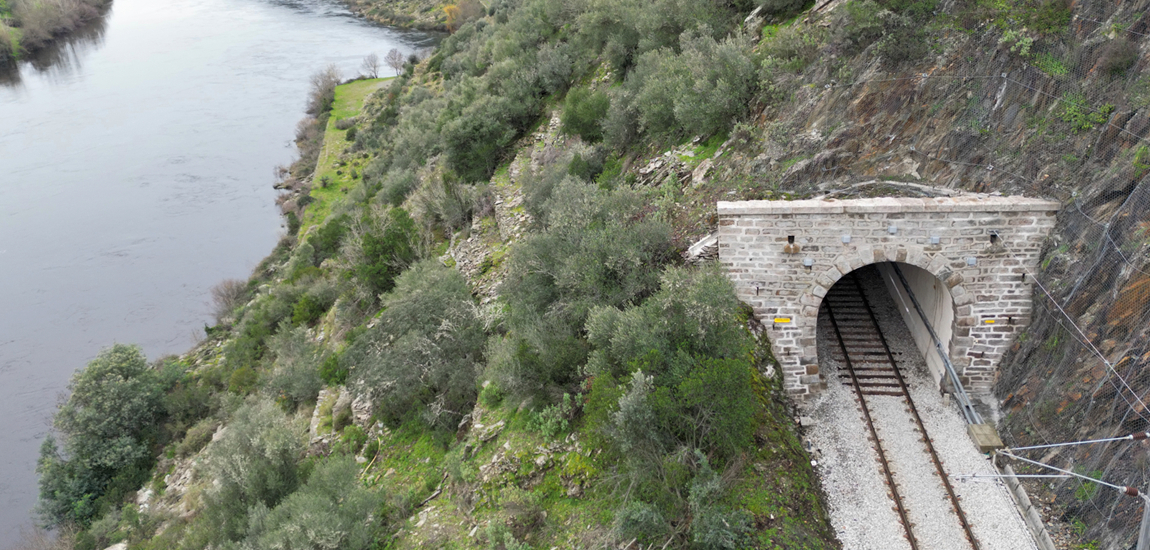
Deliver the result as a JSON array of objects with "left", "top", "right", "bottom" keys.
[{"left": 717, "top": 196, "right": 1059, "bottom": 397}]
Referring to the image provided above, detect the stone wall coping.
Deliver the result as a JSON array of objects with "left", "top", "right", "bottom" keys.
[{"left": 718, "top": 196, "right": 1062, "bottom": 216}]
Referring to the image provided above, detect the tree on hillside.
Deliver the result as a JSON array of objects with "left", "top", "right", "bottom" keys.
[
  {"left": 384, "top": 48, "right": 405, "bottom": 75},
  {"left": 361, "top": 52, "right": 380, "bottom": 78},
  {"left": 37, "top": 345, "right": 165, "bottom": 527}
]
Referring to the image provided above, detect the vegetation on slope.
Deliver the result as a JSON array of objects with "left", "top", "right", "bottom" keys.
[
  {"left": 28, "top": 0, "right": 843, "bottom": 544},
  {"left": 0, "top": 0, "right": 110, "bottom": 65},
  {"left": 34, "top": 0, "right": 1150, "bottom": 545}
]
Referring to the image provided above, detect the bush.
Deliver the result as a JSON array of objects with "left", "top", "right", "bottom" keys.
[
  {"left": 875, "top": 11, "right": 929, "bottom": 68},
  {"left": 291, "top": 292, "right": 330, "bottom": 326},
  {"left": 1028, "top": 0, "right": 1070, "bottom": 34},
  {"left": 584, "top": 267, "right": 760, "bottom": 461},
  {"left": 586, "top": 266, "right": 753, "bottom": 381},
  {"left": 1099, "top": 39, "right": 1138, "bottom": 77},
  {"left": 409, "top": 171, "right": 478, "bottom": 234},
  {"left": 629, "top": 26, "right": 756, "bottom": 138},
  {"left": 352, "top": 207, "right": 419, "bottom": 297},
  {"left": 834, "top": 0, "right": 884, "bottom": 54},
  {"left": 374, "top": 168, "right": 419, "bottom": 207},
  {"left": 37, "top": 345, "right": 165, "bottom": 527},
  {"left": 443, "top": 95, "right": 519, "bottom": 182},
  {"left": 210, "top": 278, "right": 248, "bottom": 324},
  {"left": 560, "top": 87, "right": 610, "bottom": 143},
  {"left": 318, "top": 354, "right": 347, "bottom": 386},
  {"left": 758, "top": 0, "right": 806, "bottom": 16},
  {"left": 492, "top": 179, "right": 674, "bottom": 396},
  {"left": 247, "top": 456, "right": 384, "bottom": 550},
  {"left": 198, "top": 398, "right": 304, "bottom": 544},
  {"left": 762, "top": 25, "right": 824, "bottom": 73},
  {"left": 341, "top": 260, "right": 486, "bottom": 429},
  {"left": 332, "top": 424, "right": 367, "bottom": 456},
  {"left": 306, "top": 64, "right": 341, "bottom": 116},
  {"left": 263, "top": 325, "right": 325, "bottom": 410},
  {"left": 613, "top": 501, "right": 670, "bottom": 546},
  {"left": 176, "top": 418, "right": 217, "bottom": 458}
]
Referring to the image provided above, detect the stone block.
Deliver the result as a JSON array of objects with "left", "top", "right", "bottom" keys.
[{"left": 968, "top": 423, "right": 1004, "bottom": 453}]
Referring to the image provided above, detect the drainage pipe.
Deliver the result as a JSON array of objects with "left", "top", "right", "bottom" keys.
[{"left": 889, "top": 263, "right": 984, "bottom": 425}]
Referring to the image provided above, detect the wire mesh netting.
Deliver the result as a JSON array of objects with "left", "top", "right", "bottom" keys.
[{"left": 744, "top": 5, "right": 1150, "bottom": 546}]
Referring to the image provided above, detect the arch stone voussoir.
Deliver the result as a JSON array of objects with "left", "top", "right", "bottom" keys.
[{"left": 717, "top": 196, "right": 1059, "bottom": 398}]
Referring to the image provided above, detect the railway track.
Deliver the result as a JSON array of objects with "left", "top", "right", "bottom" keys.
[{"left": 823, "top": 271, "right": 980, "bottom": 550}]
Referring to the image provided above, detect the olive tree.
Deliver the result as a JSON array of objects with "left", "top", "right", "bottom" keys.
[{"left": 37, "top": 345, "right": 165, "bottom": 527}]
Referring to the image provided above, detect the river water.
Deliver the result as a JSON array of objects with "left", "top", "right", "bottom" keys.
[{"left": 0, "top": 0, "right": 435, "bottom": 542}]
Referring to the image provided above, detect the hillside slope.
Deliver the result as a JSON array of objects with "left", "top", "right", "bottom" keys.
[{"left": 26, "top": 0, "right": 1150, "bottom": 548}]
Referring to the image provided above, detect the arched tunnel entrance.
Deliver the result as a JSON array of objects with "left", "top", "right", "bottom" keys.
[
  {"left": 717, "top": 195, "right": 1060, "bottom": 396},
  {"left": 816, "top": 262, "right": 955, "bottom": 392}
]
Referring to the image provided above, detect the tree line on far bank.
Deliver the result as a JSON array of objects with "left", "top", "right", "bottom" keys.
[{"left": 0, "top": 0, "right": 110, "bottom": 65}]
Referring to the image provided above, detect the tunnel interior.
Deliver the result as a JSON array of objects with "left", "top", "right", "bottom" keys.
[{"left": 816, "top": 262, "right": 955, "bottom": 390}]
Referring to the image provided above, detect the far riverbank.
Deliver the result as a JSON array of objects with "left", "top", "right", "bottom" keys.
[{"left": 0, "top": 0, "right": 112, "bottom": 67}]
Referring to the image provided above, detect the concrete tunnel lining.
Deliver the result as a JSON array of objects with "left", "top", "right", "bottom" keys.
[
  {"left": 716, "top": 195, "right": 1060, "bottom": 397},
  {"left": 876, "top": 262, "right": 954, "bottom": 388}
]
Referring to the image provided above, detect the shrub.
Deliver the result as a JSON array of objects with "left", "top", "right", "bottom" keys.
[
  {"left": 1099, "top": 39, "right": 1138, "bottom": 77},
  {"left": 247, "top": 456, "right": 384, "bottom": 550},
  {"left": 875, "top": 11, "right": 929, "bottom": 68},
  {"left": 762, "top": 25, "right": 824, "bottom": 73},
  {"left": 210, "top": 278, "right": 248, "bottom": 324},
  {"left": 291, "top": 293, "right": 330, "bottom": 326},
  {"left": 37, "top": 345, "right": 164, "bottom": 527},
  {"left": 528, "top": 393, "right": 575, "bottom": 441},
  {"left": 352, "top": 207, "right": 419, "bottom": 297},
  {"left": 341, "top": 260, "right": 485, "bottom": 429},
  {"left": 1028, "top": 0, "right": 1070, "bottom": 34},
  {"left": 687, "top": 454, "right": 752, "bottom": 549},
  {"left": 493, "top": 179, "right": 674, "bottom": 396},
  {"left": 560, "top": 87, "right": 610, "bottom": 143},
  {"left": 306, "top": 64, "right": 341, "bottom": 116},
  {"left": 671, "top": 27, "right": 757, "bottom": 137},
  {"left": 613, "top": 500, "right": 670, "bottom": 546},
  {"left": 834, "top": 0, "right": 884, "bottom": 54},
  {"left": 199, "top": 398, "right": 304, "bottom": 544},
  {"left": 628, "top": 26, "right": 756, "bottom": 138},
  {"left": 263, "top": 325, "right": 325, "bottom": 410},
  {"left": 318, "top": 354, "right": 347, "bottom": 386},
  {"left": 333, "top": 424, "right": 367, "bottom": 455},
  {"left": 374, "top": 168, "right": 419, "bottom": 207},
  {"left": 176, "top": 418, "right": 217, "bottom": 458},
  {"left": 602, "top": 89, "right": 640, "bottom": 150},
  {"left": 586, "top": 265, "right": 753, "bottom": 381},
  {"left": 309, "top": 213, "right": 351, "bottom": 265},
  {"left": 345, "top": 126, "right": 357, "bottom": 142},
  {"left": 443, "top": 95, "right": 518, "bottom": 182}
]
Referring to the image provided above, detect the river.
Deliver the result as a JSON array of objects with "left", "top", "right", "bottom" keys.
[{"left": 0, "top": 0, "right": 436, "bottom": 542}]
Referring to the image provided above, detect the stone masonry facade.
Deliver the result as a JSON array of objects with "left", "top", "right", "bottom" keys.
[{"left": 718, "top": 196, "right": 1060, "bottom": 397}]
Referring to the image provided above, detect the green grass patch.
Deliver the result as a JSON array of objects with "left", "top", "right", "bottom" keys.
[
  {"left": 300, "top": 78, "right": 392, "bottom": 234},
  {"left": 363, "top": 419, "right": 449, "bottom": 501}
]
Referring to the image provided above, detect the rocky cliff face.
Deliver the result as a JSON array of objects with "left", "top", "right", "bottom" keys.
[{"left": 702, "top": 1, "right": 1150, "bottom": 546}]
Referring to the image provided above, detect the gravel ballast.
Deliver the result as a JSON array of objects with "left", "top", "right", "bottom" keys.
[{"left": 801, "top": 267, "right": 1037, "bottom": 550}]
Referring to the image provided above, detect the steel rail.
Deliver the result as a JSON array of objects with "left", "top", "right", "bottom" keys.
[
  {"left": 848, "top": 273, "right": 982, "bottom": 550},
  {"left": 825, "top": 288, "right": 920, "bottom": 550}
]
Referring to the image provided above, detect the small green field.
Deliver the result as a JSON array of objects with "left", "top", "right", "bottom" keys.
[{"left": 301, "top": 77, "right": 391, "bottom": 234}]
